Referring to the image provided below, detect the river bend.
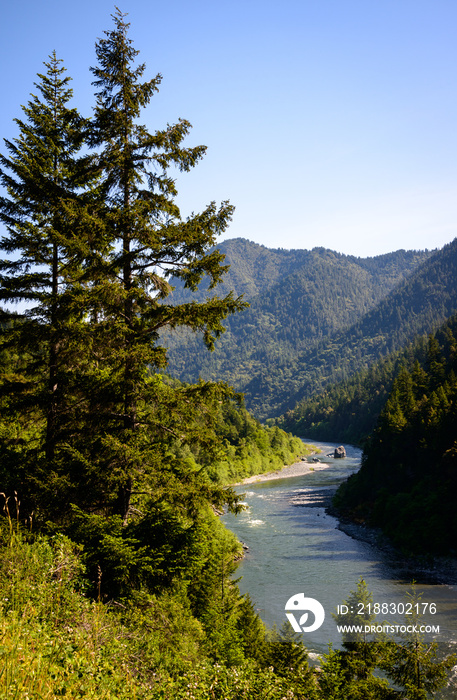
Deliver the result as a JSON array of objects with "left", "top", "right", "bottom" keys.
[{"left": 222, "top": 439, "right": 457, "bottom": 658}]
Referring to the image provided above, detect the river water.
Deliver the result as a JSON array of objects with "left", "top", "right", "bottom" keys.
[{"left": 222, "top": 439, "right": 457, "bottom": 662}]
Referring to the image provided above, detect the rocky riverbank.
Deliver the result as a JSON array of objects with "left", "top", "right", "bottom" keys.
[{"left": 331, "top": 509, "right": 457, "bottom": 586}]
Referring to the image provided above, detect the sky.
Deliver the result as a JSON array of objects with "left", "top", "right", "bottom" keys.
[{"left": 1, "top": 0, "right": 457, "bottom": 257}]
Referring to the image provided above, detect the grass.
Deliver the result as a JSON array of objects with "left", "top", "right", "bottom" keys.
[
  {"left": 0, "top": 515, "right": 317, "bottom": 699},
  {"left": 0, "top": 523, "right": 148, "bottom": 698}
]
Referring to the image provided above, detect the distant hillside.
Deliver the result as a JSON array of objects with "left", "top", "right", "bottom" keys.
[
  {"left": 268, "top": 237, "right": 457, "bottom": 420},
  {"left": 277, "top": 238, "right": 457, "bottom": 443},
  {"left": 163, "top": 238, "right": 431, "bottom": 417},
  {"left": 274, "top": 341, "right": 425, "bottom": 447}
]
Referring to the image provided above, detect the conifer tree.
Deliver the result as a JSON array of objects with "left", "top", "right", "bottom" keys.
[
  {"left": 0, "top": 53, "right": 95, "bottom": 508},
  {"left": 87, "top": 8, "right": 246, "bottom": 520},
  {"left": 380, "top": 586, "right": 457, "bottom": 699},
  {"left": 332, "top": 578, "right": 389, "bottom": 693},
  {"left": 263, "top": 621, "right": 310, "bottom": 677}
]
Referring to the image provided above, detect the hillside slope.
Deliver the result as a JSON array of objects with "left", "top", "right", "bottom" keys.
[
  {"left": 163, "top": 238, "right": 431, "bottom": 417},
  {"left": 268, "top": 236, "right": 457, "bottom": 420}
]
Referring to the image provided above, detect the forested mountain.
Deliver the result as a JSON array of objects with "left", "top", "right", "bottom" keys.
[
  {"left": 163, "top": 238, "right": 432, "bottom": 417},
  {"left": 333, "top": 314, "right": 457, "bottom": 555},
  {"left": 271, "top": 236, "right": 457, "bottom": 424}
]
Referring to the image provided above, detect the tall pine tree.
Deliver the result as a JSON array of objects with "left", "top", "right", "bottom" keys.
[
  {"left": 87, "top": 9, "right": 246, "bottom": 520},
  {"left": 380, "top": 586, "right": 457, "bottom": 699},
  {"left": 0, "top": 53, "right": 97, "bottom": 512}
]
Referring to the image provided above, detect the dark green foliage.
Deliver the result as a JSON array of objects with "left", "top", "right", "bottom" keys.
[
  {"left": 333, "top": 578, "right": 378, "bottom": 649},
  {"left": 0, "top": 53, "right": 98, "bottom": 506},
  {"left": 379, "top": 586, "right": 457, "bottom": 700},
  {"left": 329, "top": 579, "right": 392, "bottom": 698},
  {"left": 318, "top": 646, "right": 397, "bottom": 700},
  {"left": 235, "top": 593, "right": 268, "bottom": 662},
  {"left": 262, "top": 621, "right": 310, "bottom": 677},
  {"left": 319, "top": 580, "right": 456, "bottom": 700},
  {"left": 75, "top": 9, "right": 247, "bottom": 523},
  {"left": 0, "top": 11, "right": 248, "bottom": 526},
  {"left": 334, "top": 314, "right": 457, "bottom": 554}
]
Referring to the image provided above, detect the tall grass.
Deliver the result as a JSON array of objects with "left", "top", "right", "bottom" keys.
[
  {"left": 0, "top": 492, "right": 321, "bottom": 699},
  {"left": 0, "top": 510, "right": 314, "bottom": 699},
  {"left": 0, "top": 517, "right": 141, "bottom": 698}
]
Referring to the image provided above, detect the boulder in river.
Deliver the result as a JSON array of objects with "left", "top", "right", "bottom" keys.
[{"left": 334, "top": 445, "right": 346, "bottom": 459}]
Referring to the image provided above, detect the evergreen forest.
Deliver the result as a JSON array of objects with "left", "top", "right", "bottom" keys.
[
  {"left": 276, "top": 337, "right": 430, "bottom": 445},
  {"left": 333, "top": 314, "right": 457, "bottom": 555},
  {"left": 1, "top": 8, "right": 457, "bottom": 698},
  {"left": 165, "top": 237, "right": 457, "bottom": 420}
]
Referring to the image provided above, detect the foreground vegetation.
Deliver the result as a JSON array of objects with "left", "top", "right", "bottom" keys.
[
  {"left": 1, "top": 530, "right": 455, "bottom": 699},
  {"left": 0, "top": 517, "right": 305, "bottom": 699}
]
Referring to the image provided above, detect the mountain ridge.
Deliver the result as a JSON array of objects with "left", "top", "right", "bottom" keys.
[{"left": 163, "top": 237, "right": 450, "bottom": 419}]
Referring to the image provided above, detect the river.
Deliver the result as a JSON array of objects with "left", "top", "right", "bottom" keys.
[{"left": 222, "top": 439, "right": 457, "bottom": 666}]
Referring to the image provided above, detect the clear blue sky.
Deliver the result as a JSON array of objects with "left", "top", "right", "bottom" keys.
[{"left": 2, "top": 0, "right": 457, "bottom": 257}]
